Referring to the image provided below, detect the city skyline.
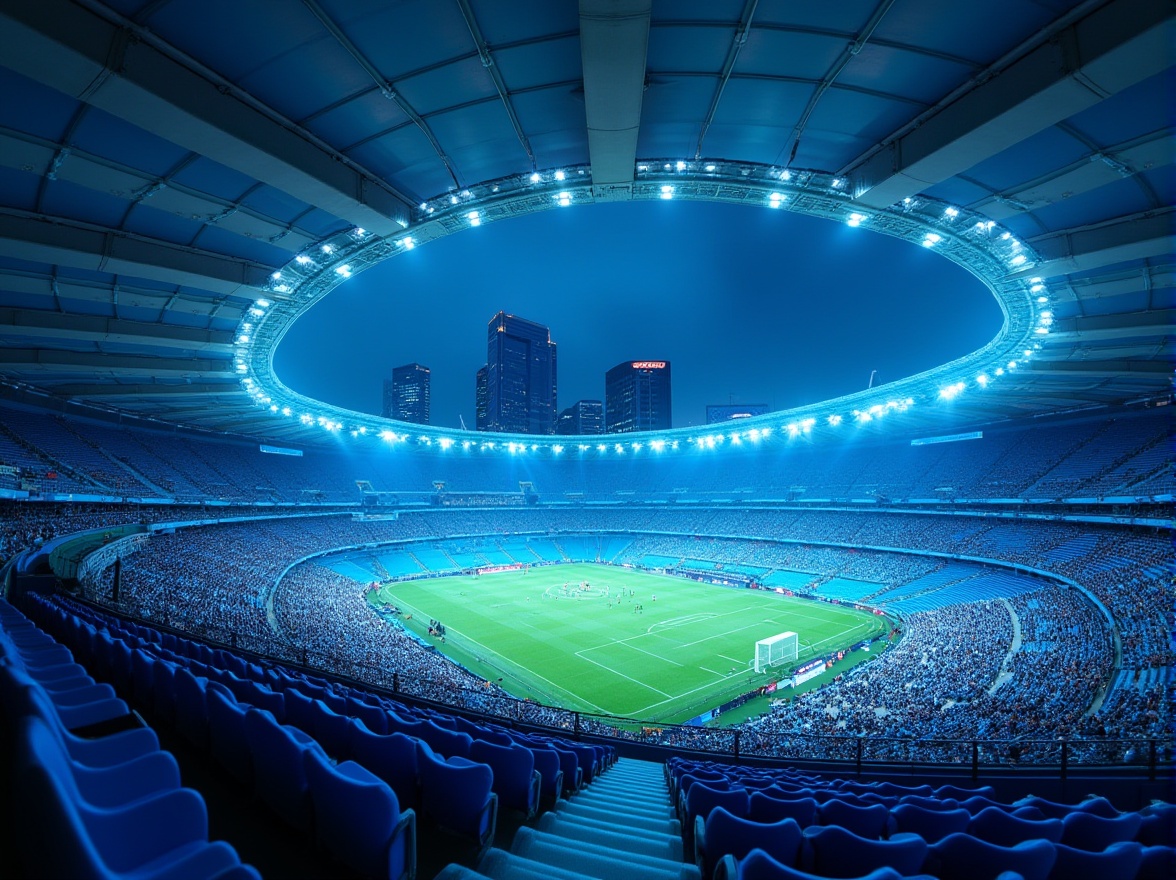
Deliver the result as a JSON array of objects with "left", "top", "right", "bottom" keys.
[{"left": 275, "top": 201, "right": 1004, "bottom": 431}]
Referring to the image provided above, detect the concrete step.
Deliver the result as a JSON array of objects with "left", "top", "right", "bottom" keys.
[
  {"left": 575, "top": 790, "right": 674, "bottom": 817},
  {"left": 555, "top": 800, "right": 681, "bottom": 836},
  {"left": 511, "top": 827, "right": 700, "bottom": 880},
  {"left": 537, "top": 812, "right": 685, "bottom": 861}
]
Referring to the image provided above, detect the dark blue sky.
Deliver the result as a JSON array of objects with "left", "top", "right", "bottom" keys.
[{"left": 275, "top": 200, "right": 1002, "bottom": 430}]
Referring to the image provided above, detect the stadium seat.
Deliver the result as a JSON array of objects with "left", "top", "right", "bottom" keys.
[
  {"left": 801, "top": 824, "right": 928, "bottom": 878},
  {"left": 243, "top": 707, "right": 322, "bottom": 832},
  {"left": 470, "top": 739, "right": 541, "bottom": 818},
  {"left": 173, "top": 667, "right": 211, "bottom": 749},
  {"left": 282, "top": 686, "right": 317, "bottom": 733},
  {"left": 13, "top": 715, "right": 248, "bottom": 880},
  {"left": 935, "top": 784, "right": 996, "bottom": 802},
  {"left": 682, "top": 783, "right": 752, "bottom": 851},
  {"left": 967, "top": 806, "right": 1064, "bottom": 847},
  {"left": 1138, "top": 845, "right": 1176, "bottom": 880},
  {"left": 1137, "top": 804, "right": 1176, "bottom": 846},
  {"left": 523, "top": 745, "right": 564, "bottom": 807},
  {"left": 714, "top": 847, "right": 910, "bottom": 880},
  {"left": 304, "top": 746, "right": 417, "bottom": 880},
  {"left": 206, "top": 684, "right": 253, "bottom": 784},
  {"left": 815, "top": 799, "right": 895, "bottom": 840},
  {"left": 420, "top": 718, "right": 474, "bottom": 759},
  {"left": 748, "top": 793, "right": 818, "bottom": 828},
  {"left": 926, "top": 833, "right": 1057, "bottom": 880},
  {"left": 891, "top": 803, "right": 972, "bottom": 843},
  {"left": 347, "top": 695, "right": 389, "bottom": 735},
  {"left": 1012, "top": 794, "right": 1119, "bottom": 820},
  {"left": 310, "top": 698, "right": 352, "bottom": 759},
  {"left": 696, "top": 808, "right": 803, "bottom": 880},
  {"left": 1059, "top": 810, "right": 1143, "bottom": 851},
  {"left": 346, "top": 718, "right": 421, "bottom": 810},
  {"left": 1047, "top": 840, "right": 1143, "bottom": 880},
  {"left": 416, "top": 740, "right": 497, "bottom": 850}
]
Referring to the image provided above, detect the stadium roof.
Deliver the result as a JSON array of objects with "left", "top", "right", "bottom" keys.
[{"left": 0, "top": 0, "right": 1171, "bottom": 445}]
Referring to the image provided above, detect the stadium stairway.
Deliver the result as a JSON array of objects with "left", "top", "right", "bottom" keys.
[{"left": 439, "top": 757, "right": 701, "bottom": 880}]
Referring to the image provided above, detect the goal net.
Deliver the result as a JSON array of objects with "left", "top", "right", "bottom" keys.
[{"left": 754, "top": 631, "right": 799, "bottom": 674}]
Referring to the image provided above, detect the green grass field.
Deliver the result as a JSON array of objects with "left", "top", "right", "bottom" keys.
[{"left": 369, "top": 563, "right": 886, "bottom": 724}]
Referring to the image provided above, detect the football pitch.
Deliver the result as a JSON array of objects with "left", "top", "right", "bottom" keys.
[{"left": 369, "top": 563, "right": 886, "bottom": 724}]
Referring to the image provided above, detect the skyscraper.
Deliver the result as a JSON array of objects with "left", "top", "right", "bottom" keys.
[
  {"left": 385, "top": 363, "right": 430, "bottom": 424},
  {"left": 485, "top": 312, "right": 558, "bottom": 434},
  {"left": 474, "top": 364, "right": 488, "bottom": 432},
  {"left": 556, "top": 400, "right": 604, "bottom": 435},
  {"left": 605, "top": 361, "right": 672, "bottom": 433}
]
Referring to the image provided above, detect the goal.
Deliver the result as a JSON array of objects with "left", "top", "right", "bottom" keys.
[{"left": 754, "top": 631, "right": 799, "bottom": 674}]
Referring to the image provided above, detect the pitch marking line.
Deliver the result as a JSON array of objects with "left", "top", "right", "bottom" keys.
[{"left": 574, "top": 650, "right": 672, "bottom": 699}]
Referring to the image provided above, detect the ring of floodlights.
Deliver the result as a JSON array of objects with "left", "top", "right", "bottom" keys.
[{"left": 239, "top": 160, "right": 1050, "bottom": 453}]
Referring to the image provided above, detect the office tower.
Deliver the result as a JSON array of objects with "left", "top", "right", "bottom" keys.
[
  {"left": 384, "top": 363, "right": 430, "bottom": 424},
  {"left": 485, "top": 311, "right": 558, "bottom": 434},
  {"left": 605, "top": 361, "right": 672, "bottom": 433},
  {"left": 706, "top": 403, "right": 769, "bottom": 424},
  {"left": 474, "top": 364, "right": 488, "bottom": 431},
  {"left": 556, "top": 400, "right": 604, "bottom": 435}
]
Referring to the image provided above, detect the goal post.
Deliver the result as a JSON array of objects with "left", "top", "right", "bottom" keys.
[{"left": 754, "top": 631, "right": 799, "bottom": 674}]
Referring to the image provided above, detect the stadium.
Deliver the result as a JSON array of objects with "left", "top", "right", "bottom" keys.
[{"left": 0, "top": 2, "right": 1172, "bottom": 880}]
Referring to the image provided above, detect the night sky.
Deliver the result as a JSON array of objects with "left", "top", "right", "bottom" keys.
[{"left": 274, "top": 200, "right": 1003, "bottom": 431}]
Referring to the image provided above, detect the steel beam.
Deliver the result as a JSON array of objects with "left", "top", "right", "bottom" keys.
[
  {"left": 848, "top": 0, "right": 1172, "bottom": 208},
  {"left": 579, "top": 0, "right": 652, "bottom": 197},
  {"left": 0, "top": 0, "right": 412, "bottom": 236},
  {"left": 1010, "top": 211, "right": 1175, "bottom": 280}
]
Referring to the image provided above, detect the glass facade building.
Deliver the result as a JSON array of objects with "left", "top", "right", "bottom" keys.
[
  {"left": 605, "top": 361, "right": 672, "bottom": 433},
  {"left": 556, "top": 400, "right": 604, "bottom": 435},
  {"left": 485, "top": 312, "right": 558, "bottom": 434},
  {"left": 384, "top": 363, "right": 431, "bottom": 424}
]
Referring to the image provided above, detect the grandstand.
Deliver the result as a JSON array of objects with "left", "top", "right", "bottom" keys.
[{"left": 1, "top": 3, "right": 1173, "bottom": 879}]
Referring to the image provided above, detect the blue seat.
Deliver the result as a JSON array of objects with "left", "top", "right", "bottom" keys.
[
  {"left": 935, "top": 784, "right": 996, "bottom": 802},
  {"left": 1138, "top": 845, "right": 1176, "bottom": 880},
  {"left": 1048, "top": 840, "right": 1143, "bottom": 880},
  {"left": 348, "top": 695, "right": 389, "bottom": 735},
  {"left": 310, "top": 698, "right": 352, "bottom": 759},
  {"left": 1059, "top": 810, "right": 1143, "bottom": 851},
  {"left": 304, "top": 746, "right": 416, "bottom": 880},
  {"left": 420, "top": 719, "right": 474, "bottom": 759},
  {"left": 130, "top": 649, "right": 156, "bottom": 709},
  {"left": 347, "top": 718, "right": 421, "bottom": 811},
  {"left": 683, "top": 783, "right": 752, "bottom": 850},
  {"left": 470, "top": 739, "right": 541, "bottom": 818},
  {"left": 1012, "top": 794, "right": 1119, "bottom": 820},
  {"left": 548, "top": 744, "right": 583, "bottom": 795},
  {"left": 927, "top": 832, "right": 1057, "bottom": 880},
  {"left": 526, "top": 746, "right": 564, "bottom": 806},
  {"left": 715, "top": 847, "right": 908, "bottom": 880},
  {"left": 282, "top": 686, "right": 317, "bottom": 733},
  {"left": 0, "top": 662, "right": 131, "bottom": 732},
  {"left": 891, "top": 803, "right": 972, "bottom": 843},
  {"left": 801, "top": 824, "right": 928, "bottom": 878},
  {"left": 243, "top": 707, "right": 322, "bottom": 832},
  {"left": 748, "top": 793, "right": 818, "bottom": 828},
  {"left": 206, "top": 684, "right": 253, "bottom": 784},
  {"left": 173, "top": 668, "right": 211, "bottom": 750},
  {"left": 968, "top": 806, "right": 1064, "bottom": 847},
  {"left": 1137, "top": 804, "right": 1176, "bottom": 846},
  {"left": 14, "top": 715, "right": 248, "bottom": 880},
  {"left": 417, "top": 740, "right": 497, "bottom": 849},
  {"left": 697, "top": 808, "right": 802, "bottom": 880},
  {"left": 816, "top": 799, "right": 895, "bottom": 840}
]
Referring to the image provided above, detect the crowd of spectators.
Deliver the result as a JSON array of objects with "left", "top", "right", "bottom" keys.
[{"left": 61, "top": 504, "right": 1169, "bottom": 765}]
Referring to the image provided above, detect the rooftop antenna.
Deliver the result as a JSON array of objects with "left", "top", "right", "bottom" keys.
[
  {"left": 868, "top": 369, "right": 877, "bottom": 389},
  {"left": 458, "top": 414, "right": 468, "bottom": 430}
]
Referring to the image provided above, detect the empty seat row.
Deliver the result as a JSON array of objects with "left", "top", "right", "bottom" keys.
[{"left": 0, "top": 599, "right": 257, "bottom": 880}]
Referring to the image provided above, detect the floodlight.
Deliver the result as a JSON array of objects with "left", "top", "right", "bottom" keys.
[
  {"left": 828, "top": 414, "right": 842, "bottom": 426},
  {"left": 769, "top": 192, "right": 785, "bottom": 207},
  {"left": 597, "top": 443, "right": 606, "bottom": 452},
  {"left": 832, "top": 178, "right": 843, "bottom": 187},
  {"left": 419, "top": 202, "right": 428, "bottom": 210},
  {"left": 282, "top": 407, "right": 291, "bottom": 416},
  {"left": 579, "top": 444, "right": 589, "bottom": 451},
  {"left": 530, "top": 172, "right": 540, "bottom": 183},
  {"left": 322, "top": 244, "right": 333, "bottom": 254},
  {"left": 402, "top": 237, "right": 415, "bottom": 249},
  {"left": 552, "top": 444, "right": 564, "bottom": 454},
  {"left": 847, "top": 212, "right": 866, "bottom": 226},
  {"left": 676, "top": 160, "right": 686, "bottom": 171},
  {"left": 614, "top": 443, "right": 624, "bottom": 453},
  {"left": 922, "top": 233, "right": 941, "bottom": 247},
  {"left": 273, "top": 284, "right": 290, "bottom": 293},
  {"left": 1035, "top": 327, "right": 1049, "bottom": 335},
  {"left": 637, "top": 165, "right": 648, "bottom": 172},
  {"left": 943, "top": 207, "right": 959, "bottom": 218},
  {"left": 660, "top": 185, "right": 674, "bottom": 199},
  {"left": 995, "top": 367, "right": 1004, "bottom": 376},
  {"left": 255, "top": 300, "right": 270, "bottom": 308},
  {"left": 631, "top": 442, "right": 641, "bottom": 450},
  {"left": 450, "top": 195, "right": 458, "bottom": 205},
  {"left": 786, "top": 423, "right": 799, "bottom": 437},
  {"left": 237, "top": 335, "right": 250, "bottom": 344},
  {"left": 271, "top": 271, "right": 282, "bottom": 280},
  {"left": 556, "top": 192, "right": 571, "bottom": 207},
  {"left": 705, "top": 164, "right": 716, "bottom": 172},
  {"left": 977, "top": 374, "right": 989, "bottom": 386},
  {"left": 1007, "top": 361, "right": 1017, "bottom": 370},
  {"left": 439, "top": 437, "right": 453, "bottom": 449},
  {"left": 1024, "top": 349, "right": 1033, "bottom": 358},
  {"left": 780, "top": 170, "right": 791, "bottom": 181},
  {"left": 650, "top": 439, "right": 665, "bottom": 452},
  {"left": 1010, "top": 254, "right": 1027, "bottom": 266},
  {"left": 354, "top": 227, "right": 366, "bottom": 236},
  {"left": 554, "top": 170, "right": 566, "bottom": 181},
  {"left": 1030, "top": 283, "right": 1045, "bottom": 293},
  {"left": 467, "top": 211, "right": 481, "bottom": 226},
  {"left": 335, "top": 265, "right": 351, "bottom": 277}
]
